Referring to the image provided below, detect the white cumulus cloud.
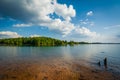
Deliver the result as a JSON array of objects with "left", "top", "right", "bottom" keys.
[
  {"left": 86, "top": 11, "right": 93, "bottom": 16},
  {"left": 0, "top": 31, "right": 21, "bottom": 38},
  {"left": 13, "top": 23, "right": 32, "bottom": 27},
  {"left": 73, "top": 27, "right": 100, "bottom": 38},
  {"left": 0, "top": 0, "right": 76, "bottom": 36},
  {"left": 26, "top": 0, "right": 76, "bottom": 36},
  {"left": 54, "top": 3, "right": 76, "bottom": 21}
]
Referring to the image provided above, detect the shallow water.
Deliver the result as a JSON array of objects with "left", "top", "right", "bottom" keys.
[{"left": 0, "top": 44, "right": 120, "bottom": 73}]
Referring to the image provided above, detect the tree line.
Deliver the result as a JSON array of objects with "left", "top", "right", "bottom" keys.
[{"left": 0, "top": 37, "right": 89, "bottom": 46}]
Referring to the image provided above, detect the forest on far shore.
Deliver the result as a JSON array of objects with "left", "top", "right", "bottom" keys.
[{"left": 0, "top": 37, "right": 89, "bottom": 46}]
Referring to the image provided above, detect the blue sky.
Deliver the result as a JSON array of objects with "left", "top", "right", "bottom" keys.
[{"left": 0, "top": 0, "right": 120, "bottom": 42}]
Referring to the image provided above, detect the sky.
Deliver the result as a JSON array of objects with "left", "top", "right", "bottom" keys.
[{"left": 0, "top": 0, "right": 120, "bottom": 42}]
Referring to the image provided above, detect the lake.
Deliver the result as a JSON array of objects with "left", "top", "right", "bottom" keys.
[{"left": 0, "top": 44, "right": 120, "bottom": 80}]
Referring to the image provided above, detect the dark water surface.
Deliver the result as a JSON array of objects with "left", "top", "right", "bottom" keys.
[{"left": 0, "top": 44, "right": 120, "bottom": 73}]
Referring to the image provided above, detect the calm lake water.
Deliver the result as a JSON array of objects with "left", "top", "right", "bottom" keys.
[{"left": 0, "top": 44, "right": 120, "bottom": 73}]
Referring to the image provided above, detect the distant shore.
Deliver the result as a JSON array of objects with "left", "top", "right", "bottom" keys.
[{"left": 0, "top": 37, "right": 120, "bottom": 47}]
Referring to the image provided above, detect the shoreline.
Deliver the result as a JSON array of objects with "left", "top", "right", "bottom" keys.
[{"left": 0, "top": 58, "right": 120, "bottom": 80}]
